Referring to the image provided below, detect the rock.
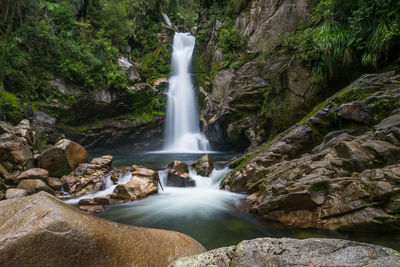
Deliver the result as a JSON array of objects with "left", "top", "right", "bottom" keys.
[
  {"left": 0, "top": 192, "right": 206, "bottom": 266},
  {"left": 113, "top": 165, "right": 158, "bottom": 200},
  {"left": 0, "top": 163, "right": 12, "bottom": 181},
  {"left": 47, "top": 177, "right": 62, "bottom": 191},
  {"left": 5, "top": 188, "right": 28, "bottom": 199},
  {"left": 38, "top": 139, "right": 89, "bottom": 177},
  {"left": 237, "top": 0, "right": 310, "bottom": 53},
  {"left": 171, "top": 238, "right": 400, "bottom": 266},
  {"left": 167, "top": 171, "right": 196, "bottom": 187},
  {"left": 58, "top": 115, "right": 165, "bottom": 150},
  {"left": 338, "top": 101, "right": 369, "bottom": 122},
  {"left": 0, "top": 121, "right": 35, "bottom": 176},
  {"left": 60, "top": 175, "right": 78, "bottom": 192},
  {"left": 118, "top": 57, "right": 141, "bottom": 82},
  {"left": 60, "top": 155, "right": 113, "bottom": 196},
  {"left": 17, "top": 179, "right": 54, "bottom": 195},
  {"left": 78, "top": 205, "right": 104, "bottom": 213},
  {"left": 114, "top": 175, "right": 158, "bottom": 200},
  {"left": 131, "top": 164, "right": 155, "bottom": 176},
  {"left": 168, "top": 160, "right": 189, "bottom": 173},
  {"left": 49, "top": 78, "right": 82, "bottom": 95},
  {"left": 192, "top": 154, "right": 214, "bottom": 176},
  {"left": 15, "top": 168, "right": 49, "bottom": 183},
  {"left": 224, "top": 72, "right": 400, "bottom": 231},
  {"left": 91, "top": 155, "right": 113, "bottom": 169},
  {"left": 78, "top": 197, "right": 110, "bottom": 206},
  {"left": 32, "top": 111, "right": 57, "bottom": 143}
]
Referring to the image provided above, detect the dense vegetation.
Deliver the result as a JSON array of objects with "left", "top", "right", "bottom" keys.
[
  {"left": 287, "top": 0, "right": 400, "bottom": 82},
  {"left": 0, "top": 0, "right": 399, "bottom": 123}
]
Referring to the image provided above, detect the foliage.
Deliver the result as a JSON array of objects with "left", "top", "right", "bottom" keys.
[
  {"left": 287, "top": 0, "right": 400, "bottom": 82},
  {"left": 219, "top": 27, "right": 245, "bottom": 54},
  {"left": 138, "top": 44, "right": 171, "bottom": 81},
  {"left": 0, "top": 89, "right": 24, "bottom": 123}
]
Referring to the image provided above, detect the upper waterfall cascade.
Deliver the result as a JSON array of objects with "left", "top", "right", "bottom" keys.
[{"left": 163, "top": 32, "right": 211, "bottom": 153}]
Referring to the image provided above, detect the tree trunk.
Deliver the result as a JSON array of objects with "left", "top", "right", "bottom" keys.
[
  {"left": 1, "top": 0, "right": 9, "bottom": 23},
  {"left": 16, "top": 0, "right": 22, "bottom": 26}
]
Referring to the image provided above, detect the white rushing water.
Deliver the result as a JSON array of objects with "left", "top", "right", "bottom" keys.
[
  {"left": 163, "top": 32, "right": 211, "bottom": 153},
  {"left": 101, "top": 167, "right": 244, "bottom": 222},
  {"left": 67, "top": 166, "right": 244, "bottom": 220}
]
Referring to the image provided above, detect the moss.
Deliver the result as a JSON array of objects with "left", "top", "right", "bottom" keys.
[
  {"left": 0, "top": 89, "right": 24, "bottom": 123},
  {"left": 383, "top": 247, "right": 400, "bottom": 257}
]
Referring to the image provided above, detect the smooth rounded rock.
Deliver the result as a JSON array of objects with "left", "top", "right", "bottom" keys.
[
  {"left": 38, "top": 139, "right": 88, "bottom": 177},
  {"left": 17, "top": 179, "right": 54, "bottom": 195},
  {"left": 0, "top": 192, "right": 206, "bottom": 266},
  {"left": 171, "top": 237, "right": 400, "bottom": 267},
  {"left": 5, "top": 188, "right": 28, "bottom": 199}
]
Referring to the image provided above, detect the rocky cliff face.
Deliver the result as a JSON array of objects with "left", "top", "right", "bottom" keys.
[
  {"left": 236, "top": 0, "right": 310, "bottom": 53},
  {"left": 196, "top": 0, "right": 324, "bottom": 151},
  {"left": 224, "top": 71, "right": 400, "bottom": 231}
]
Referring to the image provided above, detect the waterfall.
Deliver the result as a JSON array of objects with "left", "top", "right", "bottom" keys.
[{"left": 164, "top": 32, "right": 211, "bottom": 153}]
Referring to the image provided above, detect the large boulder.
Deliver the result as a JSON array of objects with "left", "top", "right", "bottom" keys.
[
  {"left": 192, "top": 154, "right": 214, "bottom": 176},
  {"left": 0, "top": 192, "right": 206, "bottom": 266},
  {"left": 38, "top": 139, "right": 88, "bottom": 177},
  {"left": 60, "top": 155, "right": 113, "bottom": 196},
  {"left": 17, "top": 179, "right": 54, "bottom": 195},
  {"left": 171, "top": 238, "right": 400, "bottom": 266},
  {"left": 114, "top": 165, "right": 158, "bottom": 200}
]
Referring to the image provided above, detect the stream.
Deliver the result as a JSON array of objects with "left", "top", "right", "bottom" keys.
[{"left": 86, "top": 152, "right": 400, "bottom": 251}]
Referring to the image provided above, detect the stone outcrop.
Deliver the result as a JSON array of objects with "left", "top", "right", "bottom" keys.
[
  {"left": 171, "top": 237, "right": 400, "bottom": 267},
  {"left": 45, "top": 77, "right": 166, "bottom": 150},
  {"left": 58, "top": 115, "right": 164, "bottom": 150},
  {"left": 118, "top": 57, "right": 141, "bottom": 82},
  {"left": 196, "top": 0, "right": 317, "bottom": 150},
  {"left": 38, "top": 139, "right": 88, "bottom": 177},
  {"left": 61, "top": 155, "right": 113, "bottom": 196},
  {"left": 0, "top": 192, "right": 206, "bottom": 266},
  {"left": 114, "top": 165, "right": 158, "bottom": 200},
  {"left": 224, "top": 72, "right": 400, "bottom": 231},
  {"left": 237, "top": 0, "right": 311, "bottom": 53},
  {"left": 201, "top": 54, "right": 317, "bottom": 150},
  {"left": 192, "top": 154, "right": 214, "bottom": 176}
]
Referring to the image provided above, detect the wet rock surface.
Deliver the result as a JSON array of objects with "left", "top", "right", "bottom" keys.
[
  {"left": 113, "top": 165, "right": 158, "bottom": 200},
  {"left": 225, "top": 72, "right": 400, "bottom": 231},
  {"left": 171, "top": 237, "right": 400, "bottom": 267},
  {"left": 60, "top": 155, "right": 113, "bottom": 196},
  {"left": 192, "top": 154, "right": 214, "bottom": 176},
  {"left": 0, "top": 192, "right": 206, "bottom": 266}
]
